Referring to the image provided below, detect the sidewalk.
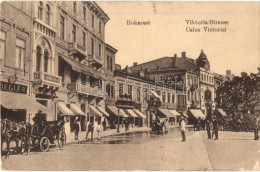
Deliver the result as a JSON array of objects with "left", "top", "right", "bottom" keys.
[{"left": 66, "top": 126, "right": 151, "bottom": 144}]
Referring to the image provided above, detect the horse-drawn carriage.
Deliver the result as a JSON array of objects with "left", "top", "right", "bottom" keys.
[
  {"left": 1, "top": 113, "right": 66, "bottom": 158},
  {"left": 30, "top": 120, "right": 66, "bottom": 152},
  {"left": 150, "top": 118, "right": 168, "bottom": 135}
]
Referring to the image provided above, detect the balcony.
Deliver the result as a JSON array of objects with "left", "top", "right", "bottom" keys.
[
  {"left": 67, "top": 83, "right": 103, "bottom": 97},
  {"left": 68, "top": 42, "right": 87, "bottom": 61},
  {"left": 160, "top": 102, "right": 177, "bottom": 109},
  {"left": 177, "top": 104, "right": 187, "bottom": 111},
  {"left": 87, "top": 54, "right": 103, "bottom": 68},
  {"left": 105, "top": 97, "right": 116, "bottom": 105},
  {"left": 33, "top": 71, "right": 62, "bottom": 87}
]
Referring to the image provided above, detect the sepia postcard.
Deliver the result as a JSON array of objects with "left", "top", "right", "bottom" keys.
[{"left": 1, "top": 1, "right": 260, "bottom": 171}]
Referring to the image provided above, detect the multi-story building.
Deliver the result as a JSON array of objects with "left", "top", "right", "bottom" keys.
[
  {"left": 108, "top": 66, "right": 185, "bottom": 128},
  {"left": 0, "top": 2, "right": 51, "bottom": 123},
  {"left": 129, "top": 50, "right": 224, "bottom": 123},
  {"left": 0, "top": 2, "right": 117, "bottom": 136}
]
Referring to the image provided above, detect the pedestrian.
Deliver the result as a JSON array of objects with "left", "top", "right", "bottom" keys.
[
  {"left": 96, "top": 121, "right": 102, "bottom": 140},
  {"left": 86, "top": 121, "right": 94, "bottom": 141},
  {"left": 102, "top": 119, "right": 107, "bottom": 131},
  {"left": 212, "top": 116, "right": 219, "bottom": 140},
  {"left": 206, "top": 119, "right": 211, "bottom": 139},
  {"left": 180, "top": 117, "right": 186, "bottom": 142},
  {"left": 197, "top": 117, "right": 202, "bottom": 131},
  {"left": 124, "top": 118, "right": 129, "bottom": 132},
  {"left": 74, "top": 119, "right": 80, "bottom": 140},
  {"left": 254, "top": 115, "right": 259, "bottom": 140}
]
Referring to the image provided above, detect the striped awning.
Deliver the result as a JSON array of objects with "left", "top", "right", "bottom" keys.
[
  {"left": 134, "top": 109, "right": 147, "bottom": 118},
  {"left": 89, "top": 105, "right": 103, "bottom": 117},
  {"left": 97, "top": 106, "right": 109, "bottom": 117},
  {"left": 106, "top": 106, "right": 129, "bottom": 117},
  {"left": 57, "top": 102, "right": 74, "bottom": 116},
  {"left": 159, "top": 108, "right": 175, "bottom": 118},
  {"left": 127, "top": 109, "right": 138, "bottom": 117},
  {"left": 168, "top": 110, "right": 181, "bottom": 116},
  {"left": 70, "top": 103, "right": 85, "bottom": 116},
  {"left": 189, "top": 109, "right": 205, "bottom": 119}
]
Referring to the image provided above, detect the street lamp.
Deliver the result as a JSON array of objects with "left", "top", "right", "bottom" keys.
[{"left": 52, "top": 94, "right": 58, "bottom": 121}]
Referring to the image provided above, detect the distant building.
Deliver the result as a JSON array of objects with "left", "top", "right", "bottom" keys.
[
  {"left": 129, "top": 50, "right": 224, "bottom": 122},
  {"left": 224, "top": 70, "right": 235, "bottom": 81}
]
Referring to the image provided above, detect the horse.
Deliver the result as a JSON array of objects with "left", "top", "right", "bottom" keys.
[{"left": 1, "top": 119, "right": 31, "bottom": 158}]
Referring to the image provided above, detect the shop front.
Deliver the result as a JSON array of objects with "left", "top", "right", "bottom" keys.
[{"left": 0, "top": 81, "right": 50, "bottom": 123}]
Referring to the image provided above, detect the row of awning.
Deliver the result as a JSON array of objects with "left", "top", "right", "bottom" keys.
[
  {"left": 106, "top": 106, "right": 147, "bottom": 118},
  {"left": 158, "top": 108, "right": 181, "bottom": 118}
]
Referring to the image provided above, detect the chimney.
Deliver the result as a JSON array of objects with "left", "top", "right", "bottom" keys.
[
  {"left": 115, "top": 64, "right": 121, "bottom": 70},
  {"left": 133, "top": 62, "right": 138, "bottom": 66},
  {"left": 139, "top": 71, "right": 145, "bottom": 77},
  {"left": 226, "top": 70, "right": 231, "bottom": 75},
  {"left": 174, "top": 54, "right": 177, "bottom": 58},
  {"left": 181, "top": 52, "right": 186, "bottom": 58}
]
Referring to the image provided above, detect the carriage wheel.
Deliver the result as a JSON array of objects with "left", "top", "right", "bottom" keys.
[
  {"left": 39, "top": 137, "right": 50, "bottom": 152},
  {"left": 58, "top": 131, "right": 66, "bottom": 148}
]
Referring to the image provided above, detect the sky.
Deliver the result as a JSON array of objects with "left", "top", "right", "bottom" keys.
[{"left": 98, "top": 2, "right": 260, "bottom": 76}]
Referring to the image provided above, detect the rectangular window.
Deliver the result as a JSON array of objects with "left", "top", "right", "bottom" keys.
[
  {"left": 110, "top": 56, "right": 113, "bottom": 71},
  {"left": 0, "top": 30, "right": 6, "bottom": 60},
  {"left": 73, "top": 1, "right": 77, "bottom": 13},
  {"left": 99, "top": 21, "right": 101, "bottom": 33},
  {"left": 83, "top": 32, "right": 86, "bottom": 48},
  {"left": 98, "top": 44, "right": 101, "bottom": 57},
  {"left": 128, "top": 85, "right": 132, "bottom": 99},
  {"left": 72, "top": 24, "right": 76, "bottom": 42},
  {"left": 91, "top": 38, "right": 94, "bottom": 55},
  {"left": 107, "top": 55, "right": 110, "bottom": 70},
  {"left": 167, "top": 92, "right": 170, "bottom": 103},
  {"left": 118, "top": 82, "right": 124, "bottom": 96},
  {"left": 91, "top": 14, "right": 94, "bottom": 28},
  {"left": 143, "top": 88, "right": 148, "bottom": 101},
  {"left": 137, "top": 87, "right": 141, "bottom": 102},
  {"left": 15, "top": 38, "right": 25, "bottom": 70},
  {"left": 60, "top": 16, "right": 65, "bottom": 40},
  {"left": 162, "top": 92, "right": 166, "bottom": 103},
  {"left": 172, "top": 93, "right": 175, "bottom": 103},
  {"left": 83, "top": 6, "right": 86, "bottom": 21}
]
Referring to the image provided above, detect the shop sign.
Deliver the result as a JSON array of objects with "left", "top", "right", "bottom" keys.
[{"left": 0, "top": 81, "right": 27, "bottom": 94}]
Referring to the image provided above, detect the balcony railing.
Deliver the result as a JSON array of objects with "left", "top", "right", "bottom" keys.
[
  {"left": 160, "top": 102, "right": 177, "bottom": 109},
  {"left": 88, "top": 54, "right": 103, "bottom": 64},
  {"left": 68, "top": 42, "right": 87, "bottom": 59},
  {"left": 67, "top": 83, "right": 103, "bottom": 97},
  {"left": 105, "top": 97, "right": 116, "bottom": 105},
  {"left": 177, "top": 104, "right": 187, "bottom": 111},
  {"left": 33, "top": 71, "right": 62, "bottom": 87}
]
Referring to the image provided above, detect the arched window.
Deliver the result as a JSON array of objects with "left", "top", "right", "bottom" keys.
[
  {"left": 205, "top": 90, "right": 212, "bottom": 101},
  {"left": 36, "top": 46, "right": 42, "bottom": 71},
  {"left": 44, "top": 49, "right": 49, "bottom": 72},
  {"left": 46, "top": 4, "right": 51, "bottom": 25},
  {"left": 38, "top": 2, "right": 43, "bottom": 20}
]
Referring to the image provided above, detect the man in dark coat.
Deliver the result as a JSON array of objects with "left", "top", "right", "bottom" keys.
[
  {"left": 102, "top": 119, "right": 107, "bottom": 132},
  {"left": 206, "top": 119, "right": 211, "bottom": 139},
  {"left": 74, "top": 119, "right": 80, "bottom": 140},
  {"left": 86, "top": 121, "right": 94, "bottom": 141},
  {"left": 212, "top": 116, "right": 219, "bottom": 140}
]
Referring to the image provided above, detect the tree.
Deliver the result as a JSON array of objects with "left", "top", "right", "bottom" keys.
[{"left": 215, "top": 69, "right": 260, "bottom": 131}]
